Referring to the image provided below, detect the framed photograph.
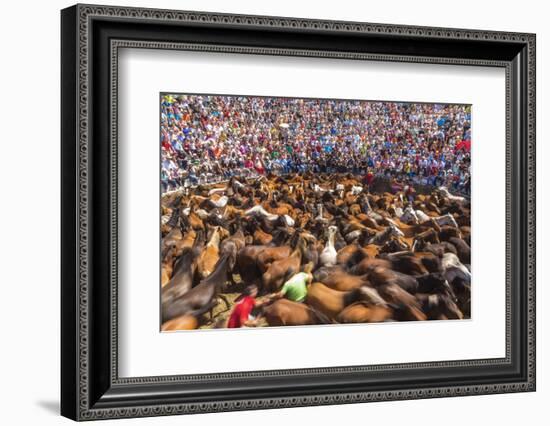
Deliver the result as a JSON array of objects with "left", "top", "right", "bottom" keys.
[{"left": 61, "top": 4, "right": 536, "bottom": 421}]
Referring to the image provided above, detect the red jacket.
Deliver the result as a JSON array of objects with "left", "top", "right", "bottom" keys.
[{"left": 227, "top": 296, "right": 256, "bottom": 328}]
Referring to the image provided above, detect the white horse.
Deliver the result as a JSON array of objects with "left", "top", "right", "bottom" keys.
[
  {"left": 244, "top": 205, "right": 294, "bottom": 226},
  {"left": 439, "top": 186, "right": 466, "bottom": 204},
  {"left": 312, "top": 183, "right": 326, "bottom": 193},
  {"left": 209, "top": 195, "right": 228, "bottom": 209},
  {"left": 315, "top": 203, "right": 330, "bottom": 224},
  {"left": 401, "top": 206, "right": 437, "bottom": 225},
  {"left": 351, "top": 185, "right": 363, "bottom": 195},
  {"left": 393, "top": 206, "right": 404, "bottom": 218},
  {"left": 244, "top": 205, "right": 279, "bottom": 221},
  {"left": 442, "top": 252, "right": 471, "bottom": 283},
  {"left": 368, "top": 222, "right": 405, "bottom": 245},
  {"left": 282, "top": 214, "right": 295, "bottom": 227},
  {"left": 432, "top": 213, "right": 459, "bottom": 228},
  {"left": 320, "top": 226, "right": 338, "bottom": 267},
  {"left": 400, "top": 205, "right": 419, "bottom": 224},
  {"left": 415, "top": 209, "right": 431, "bottom": 223}
]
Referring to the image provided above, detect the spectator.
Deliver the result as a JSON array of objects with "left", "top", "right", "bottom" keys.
[{"left": 160, "top": 94, "right": 471, "bottom": 194}]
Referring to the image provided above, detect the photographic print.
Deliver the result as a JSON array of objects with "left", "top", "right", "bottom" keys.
[
  {"left": 160, "top": 93, "right": 472, "bottom": 331},
  {"left": 61, "top": 7, "right": 535, "bottom": 418}
]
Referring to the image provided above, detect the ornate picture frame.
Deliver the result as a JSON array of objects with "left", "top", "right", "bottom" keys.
[{"left": 61, "top": 4, "right": 535, "bottom": 420}]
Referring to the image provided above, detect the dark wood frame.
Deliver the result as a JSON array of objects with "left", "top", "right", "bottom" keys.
[{"left": 61, "top": 4, "right": 536, "bottom": 421}]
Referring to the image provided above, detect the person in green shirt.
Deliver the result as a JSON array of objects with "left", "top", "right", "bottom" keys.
[{"left": 271, "top": 271, "right": 313, "bottom": 303}]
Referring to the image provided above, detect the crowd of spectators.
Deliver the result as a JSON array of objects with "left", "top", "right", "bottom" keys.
[{"left": 160, "top": 94, "right": 471, "bottom": 194}]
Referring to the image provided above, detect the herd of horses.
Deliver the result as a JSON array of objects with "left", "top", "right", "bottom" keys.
[{"left": 160, "top": 173, "right": 471, "bottom": 331}]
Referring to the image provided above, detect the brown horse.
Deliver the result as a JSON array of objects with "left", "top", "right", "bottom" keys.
[
  {"left": 262, "top": 299, "right": 332, "bottom": 326},
  {"left": 161, "top": 314, "right": 199, "bottom": 331},
  {"left": 262, "top": 237, "right": 306, "bottom": 292},
  {"left": 306, "top": 282, "right": 370, "bottom": 319},
  {"left": 162, "top": 254, "right": 232, "bottom": 323},
  {"left": 337, "top": 302, "right": 393, "bottom": 323},
  {"left": 196, "top": 226, "right": 222, "bottom": 280}
]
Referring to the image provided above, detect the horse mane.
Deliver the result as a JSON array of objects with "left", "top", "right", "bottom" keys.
[
  {"left": 191, "top": 230, "right": 205, "bottom": 254},
  {"left": 344, "top": 287, "right": 366, "bottom": 306},
  {"left": 167, "top": 207, "right": 180, "bottom": 228},
  {"left": 172, "top": 246, "right": 193, "bottom": 272},
  {"left": 201, "top": 254, "right": 231, "bottom": 287},
  {"left": 271, "top": 227, "right": 290, "bottom": 246},
  {"left": 170, "top": 194, "right": 183, "bottom": 208}
]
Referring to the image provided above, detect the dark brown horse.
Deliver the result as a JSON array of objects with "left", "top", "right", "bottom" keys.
[{"left": 161, "top": 254, "right": 232, "bottom": 323}]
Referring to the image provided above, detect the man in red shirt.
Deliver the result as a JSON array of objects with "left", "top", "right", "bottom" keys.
[{"left": 227, "top": 285, "right": 260, "bottom": 328}]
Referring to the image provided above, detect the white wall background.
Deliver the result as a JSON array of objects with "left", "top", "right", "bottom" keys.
[{"left": 0, "top": 0, "right": 546, "bottom": 424}]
